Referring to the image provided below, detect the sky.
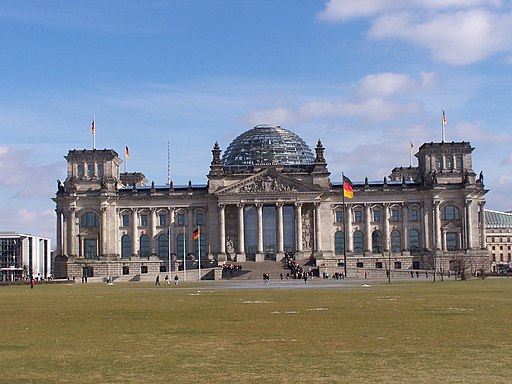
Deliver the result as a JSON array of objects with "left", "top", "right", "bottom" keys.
[{"left": 1, "top": 0, "right": 512, "bottom": 245}]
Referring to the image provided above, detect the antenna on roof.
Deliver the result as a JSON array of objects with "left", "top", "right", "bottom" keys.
[{"left": 167, "top": 141, "right": 171, "bottom": 185}]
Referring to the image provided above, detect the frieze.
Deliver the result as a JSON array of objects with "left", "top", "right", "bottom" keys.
[{"left": 239, "top": 175, "right": 297, "bottom": 193}]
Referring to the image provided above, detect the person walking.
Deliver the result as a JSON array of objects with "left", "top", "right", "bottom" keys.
[
  {"left": 165, "top": 275, "right": 170, "bottom": 285},
  {"left": 303, "top": 272, "right": 308, "bottom": 283},
  {"left": 174, "top": 275, "right": 179, "bottom": 285},
  {"left": 155, "top": 275, "right": 160, "bottom": 285},
  {"left": 30, "top": 277, "right": 35, "bottom": 289}
]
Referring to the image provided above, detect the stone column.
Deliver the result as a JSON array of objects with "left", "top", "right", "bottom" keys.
[
  {"left": 101, "top": 206, "right": 107, "bottom": 257},
  {"left": 465, "top": 200, "right": 473, "bottom": 250},
  {"left": 237, "top": 203, "right": 246, "bottom": 261},
  {"left": 346, "top": 205, "right": 353, "bottom": 252},
  {"left": 364, "top": 204, "right": 371, "bottom": 254},
  {"left": 480, "top": 202, "right": 486, "bottom": 249},
  {"left": 402, "top": 204, "right": 409, "bottom": 251},
  {"left": 276, "top": 203, "right": 285, "bottom": 260},
  {"left": 423, "top": 204, "right": 430, "bottom": 250},
  {"left": 67, "top": 207, "right": 76, "bottom": 257},
  {"left": 169, "top": 208, "right": 175, "bottom": 256},
  {"left": 383, "top": 204, "right": 390, "bottom": 252},
  {"left": 218, "top": 204, "right": 226, "bottom": 255},
  {"left": 295, "top": 203, "right": 303, "bottom": 256},
  {"left": 150, "top": 208, "right": 157, "bottom": 256},
  {"left": 256, "top": 203, "right": 264, "bottom": 262},
  {"left": 314, "top": 203, "right": 321, "bottom": 255},
  {"left": 433, "top": 201, "right": 442, "bottom": 250},
  {"left": 56, "top": 209, "right": 63, "bottom": 256},
  {"left": 131, "top": 208, "right": 138, "bottom": 257}
]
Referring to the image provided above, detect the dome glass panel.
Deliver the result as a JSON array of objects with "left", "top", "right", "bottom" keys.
[{"left": 222, "top": 125, "right": 314, "bottom": 166}]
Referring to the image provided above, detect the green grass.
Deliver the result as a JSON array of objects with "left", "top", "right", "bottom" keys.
[{"left": 1, "top": 279, "right": 511, "bottom": 383}]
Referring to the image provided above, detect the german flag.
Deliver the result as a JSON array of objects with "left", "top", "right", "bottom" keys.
[
  {"left": 193, "top": 228, "right": 199, "bottom": 240},
  {"left": 343, "top": 175, "right": 354, "bottom": 199}
]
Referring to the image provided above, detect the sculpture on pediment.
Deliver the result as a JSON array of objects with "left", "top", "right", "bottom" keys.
[{"left": 239, "top": 175, "right": 297, "bottom": 193}]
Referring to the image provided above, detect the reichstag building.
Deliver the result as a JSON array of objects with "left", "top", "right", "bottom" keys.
[{"left": 53, "top": 124, "right": 489, "bottom": 279}]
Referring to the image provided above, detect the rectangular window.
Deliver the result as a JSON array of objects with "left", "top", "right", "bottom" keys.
[
  {"left": 177, "top": 213, "right": 185, "bottom": 226},
  {"left": 391, "top": 209, "right": 400, "bottom": 222},
  {"left": 122, "top": 266, "right": 129, "bottom": 275},
  {"left": 354, "top": 210, "right": 362, "bottom": 223},
  {"left": 140, "top": 266, "right": 148, "bottom": 274},
  {"left": 410, "top": 209, "right": 418, "bottom": 221},
  {"left": 140, "top": 214, "right": 148, "bottom": 227},
  {"left": 196, "top": 213, "right": 204, "bottom": 226},
  {"left": 335, "top": 210, "right": 343, "bottom": 223},
  {"left": 373, "top": 209, "right": 380, "bottom": 222},
  {"left": 122, "top": 214, "right": 129, "bottom": 227},
  {"left": 159, "top": 214, "right": 167, "bottom": 226}
]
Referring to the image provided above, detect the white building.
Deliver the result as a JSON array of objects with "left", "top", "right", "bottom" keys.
[
  {"left": 0, "top": 232, "right": 52, "bottom": 281},
  {"left": 53, "top": 125, "right": 489, "bottom": 279}
]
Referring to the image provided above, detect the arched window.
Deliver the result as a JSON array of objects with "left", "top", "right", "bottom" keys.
[
  {"left": 121, "top": 235, "right": 131, "bottom": 258},
  {"left": 77, "top": 164, "right": 84, "bottom": 177},
  {"left": 157, "top": 234, "right": 169, "bottom": 259},
  {"left": 87, "top": 163, "right": 94, "bottom": 177},
  {"left": 409, "top": 230, "right": 420, "bottom": 252},
  {"left": 391, "top": 230, "right": 401, "bottom": 253},
  {"left": 80, "top": 212, "right": 99, "bottom": 227},
  {"left": 353, "top": 231, "right": 363, "bottom": 254},
  {"left": 334, "top": 231, "right": 344, "bottom": 255},
  {"left": 442, "top": 205, "right": 460, "bottom": 220},
  {"left": 177, "top": 234, "right": 187, "bottom": 258},
  {"left": 194, "top": 234, "right": 206, "bottom": 259},
  {"left": 372, "top": 231, "right": 382, "bottom": 254},
  {"left": 140, "top": 234, "right": 150, "bottom": 257}
]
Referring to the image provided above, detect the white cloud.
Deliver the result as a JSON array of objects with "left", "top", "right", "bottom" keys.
[
  {"left": 369, "top": 9, "right": 512, "bottom": 65},
  {"left": 317, "top": 0, "right": 502, "bottom": 22},
  {"left": 318, "top": 1, "right": 511, "bottom": 65},
  {"left": 448, "top": 121, "right": 512, "bottom": 144},
  {"left": 0, "top": 146, "right": 62, "bottom": 198},
  {"left": 355, "top": 72, "right": 436, "bottom": 98}
]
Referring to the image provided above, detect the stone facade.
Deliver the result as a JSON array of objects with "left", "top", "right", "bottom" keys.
[{"left": 53, "top": 126, "right": 489, "bottom": 279}]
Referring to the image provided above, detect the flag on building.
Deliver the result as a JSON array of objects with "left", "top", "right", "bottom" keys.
[
  {"left": 193, "top": 228, "right": 199, "bottom": 240},
  {"left": 343, "top": 175, "right": 354, "bottom": 199},
  {"left": 442, "top": 110, "right": 447, "bottom": 126},
  {"left": 91, "top": 119, "right": 95, "bottom": 135},
  {"left": 125, "top": 146, "right": 130, "bottom": 159}
]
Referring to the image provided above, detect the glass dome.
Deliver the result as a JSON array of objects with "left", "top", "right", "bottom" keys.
[{"left": 222, "top": 125, "right": 315, "bottom": 166}]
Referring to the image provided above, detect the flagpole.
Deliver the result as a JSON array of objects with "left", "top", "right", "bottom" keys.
[
  {"left": 183, "top": 225, "right": 186, "bottom": 282},
  {"left": 167, "top": 141, "right": 171, "bottom": 186},
  {"left": 441, "top": 109, "right": 446, "bottom": 143},
  {"left": 342, "top": 172, "right": 348, "bottom": 278},
  {"left": 198, "top": 226, "right": 201, "bottom": 281},
  {"left": 168, "top": 225, "right": 172, "bottom": 275},
  {"left": 92, "top": 115, "right": 96, "bottom": 150},
  {"left": 409, "top": 140, "right": 413, "bottom": 167}
]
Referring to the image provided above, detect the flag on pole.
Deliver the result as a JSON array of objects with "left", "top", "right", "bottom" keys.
[
  {"left": 193, "top": 228, "right": 199, "bottom": 240},
  {"left": 125, "top": 146, "right": 130, "bottom": 159},
  {"left": 410, "top": 140, "right": 414, "bottom": 150},
  {"left": 343, "top": 175, "right": 354, "bottom": 199},
  {"left": 91, "top": 119, "right": 95, "bottom": 135},
  {"left": 442, "top": 110, "right": 447, "bottom": 126}
]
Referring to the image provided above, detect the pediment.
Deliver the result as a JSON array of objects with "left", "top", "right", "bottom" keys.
[{"left": 215, "top": 169, "right": 320, "bottom": 196}]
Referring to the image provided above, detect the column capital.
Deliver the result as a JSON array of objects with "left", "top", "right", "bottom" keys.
[
  {"left": 255, "top": 202, "right": 263, "bottom": 208},
  {"left": 276, "top": 202, "right": 284, "bottom": 208},
  {"left": 294, "top": 202, "right": 303, "bottom": 208},
  {"left": 218, "top": 203, "right": 225, "bottom": 210},
  {"left": 237, "top": 203, "right": 244, "bottom": 209}
]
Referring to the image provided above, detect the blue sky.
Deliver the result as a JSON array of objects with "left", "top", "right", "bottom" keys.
[{"left": 1, "top": 0, "right": 512, "bottom": 243}]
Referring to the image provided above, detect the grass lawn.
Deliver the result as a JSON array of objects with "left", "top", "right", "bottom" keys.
[{"left": 0, "top": 278, "right": 511, "bottom": 383}]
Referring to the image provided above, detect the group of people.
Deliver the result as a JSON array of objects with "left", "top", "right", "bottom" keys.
[
  {"left": 156, "top": 274, "right": 180, "bottom": 285},
  {"left": 221, "top": 264, "right": 243, "bottom": 273}
]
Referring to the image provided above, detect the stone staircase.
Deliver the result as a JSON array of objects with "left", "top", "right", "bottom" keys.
[{"left": 221, "top": 260, "right": 307, "bottom": 280}]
